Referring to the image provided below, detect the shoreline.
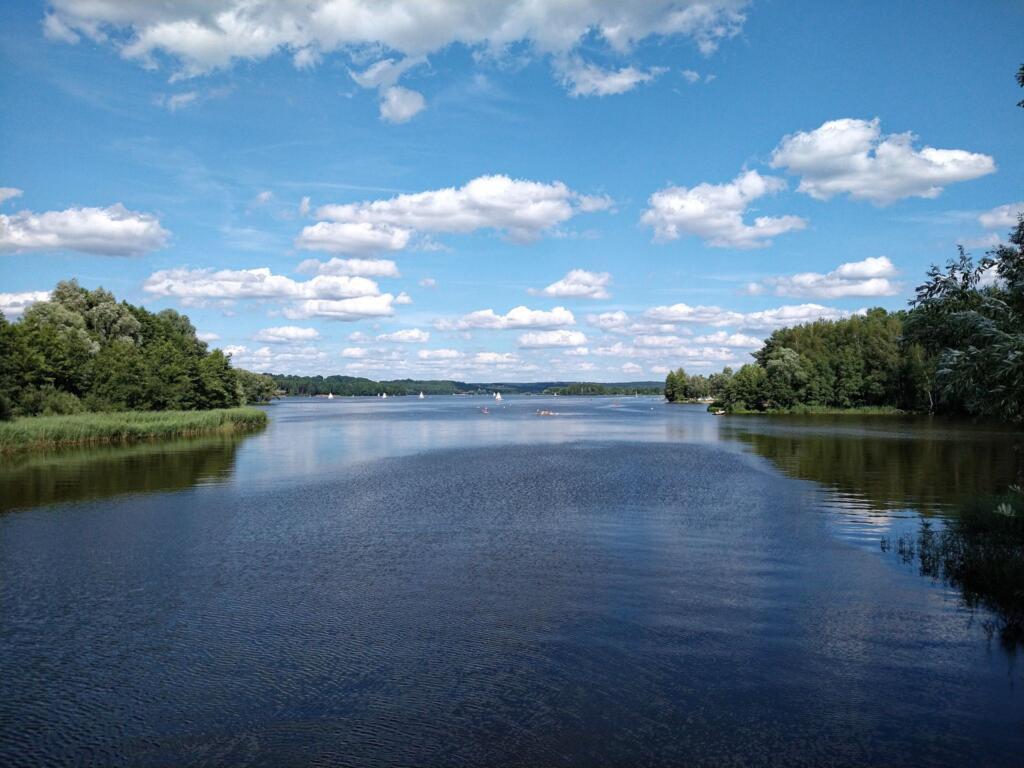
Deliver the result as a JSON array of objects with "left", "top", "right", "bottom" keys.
[{"left": 0, "top": 408, "right": 268, "bottom": 454}]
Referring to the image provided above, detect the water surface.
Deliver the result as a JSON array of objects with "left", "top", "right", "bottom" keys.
[{"left": 1, "top": 398, "right": 1022, "bottom": 766}]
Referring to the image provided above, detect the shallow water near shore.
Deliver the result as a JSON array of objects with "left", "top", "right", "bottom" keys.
[{"left": 1, "top": 397, "right": 1022, "bottom": 766}]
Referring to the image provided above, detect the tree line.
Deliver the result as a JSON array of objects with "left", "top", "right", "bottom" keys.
[
  {"left": 665, "top": 218, "right": 1024, "bottom": 421},
  {"left": 0, "top": 280, "right": 277, "bottom": 420}
]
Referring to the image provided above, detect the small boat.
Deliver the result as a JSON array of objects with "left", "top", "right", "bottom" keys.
[
  {"left": 382, "top": 392, "right": 388, "bottom": 399},
  {"left": 327, "top": 392, "right": 334, "bottom": 400},
  {"left": 419, "top": 391, "right": 425, "bottom": 399},
  {"left": 481, "top": 406, "right": 490, "bottom": 414},
  {"left": 494, "top": 392, "right": 502, "bottom": 401}
]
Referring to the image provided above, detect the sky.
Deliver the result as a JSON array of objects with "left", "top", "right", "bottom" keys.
[{"left": 1, "top": 0, "right": 1021, "bottom": 382}]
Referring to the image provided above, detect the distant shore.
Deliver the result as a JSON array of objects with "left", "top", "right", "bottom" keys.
[{"left": 0, "top": 408, "right": 268, "bottom": 454}]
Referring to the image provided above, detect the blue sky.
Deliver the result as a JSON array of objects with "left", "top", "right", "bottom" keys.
[{"left": 1, "top": 0, "right": 1021, "bottom": 381}]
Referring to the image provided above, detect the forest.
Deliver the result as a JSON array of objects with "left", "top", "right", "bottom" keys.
[
  {"left": 666, "top": 218, "right": 1024, "bottom": 422},
  {"left": 0, "top": 280, "right": 277, "bottom": 420}
]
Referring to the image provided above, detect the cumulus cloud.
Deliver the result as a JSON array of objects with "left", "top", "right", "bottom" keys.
[
  {"left": 340, "top": 347, "right": 367, "bottom": 358},
  {"left": 979, "top": 202, "right": 1024, "bottom": 230},
  {"left": 43, "top": 1, "right": 748, "bottom": 80},
  {"left": 295, "top": 221, "right": 411, "bottom": 255},
  {"left": 556, "top": 57, "right": 665, "bottom": 97},
  {"left": 254, "top": 325, "right": 321, "bottom": 343},
  {"left": 379, "top": 86, "right": 426, "bottom": 123},
  {"left": 644, "top": 301, "right": 856, "bottom": 329},
  {"left": 517, "top": 329, "right": 588, "bottom": 348},
  {"left": 641, "top": 170, "right": 806, "bottom": 249},
  {"left": 621, "top": 362, "right": 643, "bottom": 374},
  {"left": 143, "top": 266, "right": 379, "bottom": 304},
  {"left": 691, "top": 331, "right": 762, "bottom": 346},
  {"left": 225, "top": 343, "right": 328, "bottom": 374},
  {"left": 296, "top": 256, "right": 401, "bottom": 277},
  {"left": 0, "top": 188, "right": 24, "bottom": 204},
  {"left": 418, "top": 348, "right": 462, "bottom": 360},
  {"left": 313, "top": 175, "right": 610, "bottom": 246},
  {"left": 586, "top": 310, "right": 630, "bottom": 331},
  {"left": 0, "top": 290, "right": 50, "bottom": 317},
  {"left": 770, "top": 118, "right": 996, "bottom": 205},
  {"left": 0, "top": 203, "right": 169, "bottom": 256},
  {"left": 437, "top": 305, "right": 575, "bottom": 331},
  {"left": 284, "top": 294, "right": 398, "bottom": 321},
  {"left": 377, "top": 328, "right": 429, "bottom": 343},
  {"left": 529, "top": 269, "right": 611, "bottom": 299},
  {"left": 197, "top": 331, "right": 220, "bottom": 342},
  {"left": 747, "top": 256, "right": 901, "bottom": 298}
]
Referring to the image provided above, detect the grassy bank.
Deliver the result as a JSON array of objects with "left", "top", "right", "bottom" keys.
[{"left": 0, "top": 408, "right": 267, "bottom": 453}]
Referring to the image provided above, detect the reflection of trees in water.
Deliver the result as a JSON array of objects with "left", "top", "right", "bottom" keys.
[
  {"left": 0, "top": 435, "right": 244, "bottom": 513},
  {"left": 729, "top": 421, "right": 1022, "bottom": 512},
  {"left": 885, "top": 497, "right": 1024, "bottom": 649}
]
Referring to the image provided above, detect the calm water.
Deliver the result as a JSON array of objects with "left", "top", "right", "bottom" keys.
[{"left": 1, "top": 397, "right": 1022, "bottom": 766}]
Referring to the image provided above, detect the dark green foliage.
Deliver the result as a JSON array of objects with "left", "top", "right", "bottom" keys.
[
  {"left": 664, "top": 366, "right": 731, "bottom": 402},
  {"left": 545, "top": 382, "right": 660, "bottom": 396},
  {"left": 0, "top": 280, "right": 273, "bottom": 416},
  {"left": 272, "top": 375, "right": 663, "bottom": 397},
  {"left": 693, "top": 220, "right": 1024, "bottom": 421}
]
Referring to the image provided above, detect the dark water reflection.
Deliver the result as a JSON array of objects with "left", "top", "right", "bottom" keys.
[
  {"left": 1, "top": 399, "right": 1022, "bottom": 766},
  {"left": 0, "top": 435, "right": 243, "bottom": 513}
]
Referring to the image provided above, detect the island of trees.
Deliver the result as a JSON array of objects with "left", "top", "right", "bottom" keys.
[
  {"left": 269, "top": 375, "right": 662, "bottom": 397},
  {"left": 665, "top": 218, "right": 1024, "bottom": 423}
]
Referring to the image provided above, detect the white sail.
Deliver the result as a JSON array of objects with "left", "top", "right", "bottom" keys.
[
  {"left": 327, "top": 392, "right": 334, "bottom": 400},
  {"left": 419, "top": 391, "right": 425, "bottom": 399},
  {"left": 495, "top": 392, "right": 502, "bottom": 401},
  {"left": 382, "top": 392, "right": 388, "bottom": 399}
]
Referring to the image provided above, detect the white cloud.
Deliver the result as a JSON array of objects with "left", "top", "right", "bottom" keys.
[
  {"left": 226, "top": 343, "right": 328, "bottom": 374},
  {"left": 253, "top": 190, "right": 274, "bottom": 205},
  {"left": 681, "top": 69, "right": 700, "bottom": 83},
  {"left": 143, "top": 267, "right": 379, "bottom": 304},
  {"left": 377, "top": 328, "right": 429, "bottom": 343},
  {"left": 284, "top": 294, "right": 398, "bottom": 321},
  {"left": 770, "top": 118, "right": 996, "bottom": 205},
  {"left": 44, "top": 1, "right": 748, "bottom": 79},
  {"left": 295, "top": 221, "right": 411, "bottom": 254},
  {"left": 379, "top": 86, "right": 426, "bottom": 123},
  {"left": 691, "top": 331, "right": 762, "bottom": 347},
  {"left": 587, "top": 310, "right": 630, "bottom": 331},
  {"left": 634, "top": 334, "right": 691, "bottom": 348},
  {"left": 0, "top": 203, "right": 169, "bottom": 256},
  {"left": 438, "top": 305, "right": 575, "bottom": 330},
  {"left": 644, "top": 301, "right": 856, "bottom": 329},
  {"left": 297, "top": 257, "right": 401, "bottom": 277},
  {"left": 748, "top": 256, "right": 901, "bottom": 298},
  {"left": 979, "top": 202, "right": 1024, "bottom": 230},
  {"left": 340, "top": 347, "right": 367, "bottom": 358},
  {"left": 530, "top": 269, "right": 611, "bottom": 299},
  {"left": 473, "top": 351, "right": 518, "bottom": 364},
  {"left": 254, "top": 325, "right": 321, "bottom": 343},
  {"left": 518, "top": 329, "right": 588, "bottom": 348},
  {"left": 556, "top": 57, "right": 665, "bottom": 97},
  {"left": 314, "top": 174, "right": 610, "bottom": 245},
  {"left": 0, "top": 188, "right": 24, "bottom": 204},
  {"left": 298, "top": 196, "right": 311, "bottom": 217},
  {"left": 0, "top": 290, "right": 50, "bottom": 317},
  {"left": 419, "top": 277, "right": 437, "bottom": 288},
  {"left": 622, "top": 362, "right": 643, "bottom": 374},
  {"left": 418, "top": 348, "right": 462, "bottom": 360},
  {"left": 641, "top": 170, "right": 806, "bottom": 249},
  {"left": 395, "top": 291, "right": 412, "bottom": 305},
  {"left": 197, "top": 331, "right": 220, "bottom": 342}
]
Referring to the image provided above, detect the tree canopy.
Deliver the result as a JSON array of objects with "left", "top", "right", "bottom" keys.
[{"left": 0, "top": 280, "right": 276, "bottom": 419}]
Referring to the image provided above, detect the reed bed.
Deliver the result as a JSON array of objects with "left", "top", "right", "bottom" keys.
[{"left": 0, "top": 408, "right": 267, "bottom": 453}]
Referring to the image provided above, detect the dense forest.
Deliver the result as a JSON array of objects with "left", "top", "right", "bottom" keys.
[
  {"left": 0, "top": 281, "right": 276, "bottom": 419},
  {"left": 666, "top": 219, "right": 1024, "bottom": 422},
  {"left": 270, "top": 375, "right": 663, "bottom": 397}
]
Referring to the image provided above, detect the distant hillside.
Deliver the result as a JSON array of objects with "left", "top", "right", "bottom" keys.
[{"left": 267, "top": 374, "right": 662, "bottom": 397}]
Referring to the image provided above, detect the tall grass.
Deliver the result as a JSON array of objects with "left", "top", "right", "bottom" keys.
[{"left": 0, "top": 408, "right": 267, "bottom": 453}]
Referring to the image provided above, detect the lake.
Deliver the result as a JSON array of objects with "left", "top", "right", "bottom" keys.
[{"left": 1, "top": 397, "right": 1022, "bottom": 766}]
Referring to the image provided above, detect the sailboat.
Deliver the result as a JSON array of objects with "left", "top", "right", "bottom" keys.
[
  {"left": 419, "top": 391, "right": 425, "bottom": 399},
  {"left": 327, "top": 392, "right": 334, "bottom": 400},
  {"left": 382, "top": 392, "right": 388, "bottom": 399},
  {"left": 494, "top": 392, "right": 502, "bottom": 401}
]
